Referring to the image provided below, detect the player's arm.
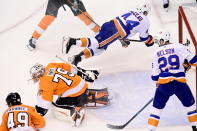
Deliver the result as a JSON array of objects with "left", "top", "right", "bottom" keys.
[
  {"left": 0, "top": 113, "right": 9, "bottom": 131},
  {"left": 181, "top": 45, "right": 197, "bottom": 67},
  {"left": 151, "top": 53, "right": 160, "bottom": 83},
  {"left": 36, "top": 82, "right": 53, "bottom": 116},
  {"left": 31, "top": 108, "right": 46, "bottom": 130},
  {"left": 138, "top": 25, "right": 154, "bottom": 47}
]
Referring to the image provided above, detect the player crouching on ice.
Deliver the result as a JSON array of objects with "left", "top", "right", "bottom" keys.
[
  {"left": 29, "top": 62, "right": 110, "bottom": 127},
  {"left": 0, "top": 92, "right": 45, "bottom": 131},
  {"left": 62, "top": 2, "right": 154, "bottom": 66},
  {"left": 148, "top": 29, "right": 197, "bottom": 131}
]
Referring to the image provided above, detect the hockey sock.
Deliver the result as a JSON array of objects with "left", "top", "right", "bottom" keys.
[
  {"left": 76, "top": 38, "right": 91, "bottom": 47},
  {"left": 148, "top": 107, "right": 162, "bottom": 131},
  {"left": 187, "top": 110, "right": 197, "bottom": 126},
  {"left": 32, "top": 15, "right": 55, "bottom": 39},
  {"left": 82, "top": 48, "right": 94, "bottom": 58},
  {"left": 77, "top": 12, "right": 100, "bottom": 33}
]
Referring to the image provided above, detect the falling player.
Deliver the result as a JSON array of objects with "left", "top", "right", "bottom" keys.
[
  {"left": 0, "top": 92, "right": 45, "bottom": 131},
  {"left": 29, "top": 62, "right": 110, "bottom": 127},
  {"left": 63, "top": 2, "right": 154, "bottom": 66},
  {"left": 148, "top": 29, "right": 197, "bottom": 131},
  {"left": 27, "top": 0, "right": 100, "bottom": 51}
]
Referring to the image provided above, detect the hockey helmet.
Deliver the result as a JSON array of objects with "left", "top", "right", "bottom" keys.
[
  {"left": 136, "top": 2, "right": 151, "bottom": 14},
  {"left": 30, "top": 63, "right": 45, "bottom": 82},
  {"left": 6, "top": 92, "right": 22, "bottom": 107},
  {"left": 155, "top": 29, "right": 170, "bottom": 46}
]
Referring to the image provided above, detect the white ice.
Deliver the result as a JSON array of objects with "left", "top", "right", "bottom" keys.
[{"left": 0, "top": 0, "right": 196, "bottom": 131}]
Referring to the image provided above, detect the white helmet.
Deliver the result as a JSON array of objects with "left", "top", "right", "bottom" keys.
[
  {"left": 136, "top": 2, "right": 151, "bottom": 14},
  {"left": 30, "top": 63, "right": 45, "bottom": 82},
  {"left": 155, "top": 29, "right": 170, "bottom": 46}
]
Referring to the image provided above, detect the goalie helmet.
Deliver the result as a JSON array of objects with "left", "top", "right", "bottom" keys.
[
  {"left": 30, "top": 63, "right": 45, "bottom": 82},
  {"left": 136, "top": 2, "right": 151, "bottom": 14},
  {"left": 155, "top": 29, "right": 170, "bottom": 46},
  {"left": 6, "top": 92, "right": 22, "bottom": 107}
]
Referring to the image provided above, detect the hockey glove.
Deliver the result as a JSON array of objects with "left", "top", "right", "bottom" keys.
[
  {"left": 120, "top": 39, "right": 130, "bottom": 48},
  {"left": 77, "top": 67, "right": 98, "bottom": 82},
  {"left": 183, "top": 59, "right": 191, "bottom": 73},
  {"left": 145, "top": 35, "right": 154, "bottom": 47}
]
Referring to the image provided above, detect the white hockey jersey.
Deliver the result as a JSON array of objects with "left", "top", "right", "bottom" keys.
[
  {"left": 113, "top": 10, "right": 150, "bottom": 40},
  {"left": 152, "top": 43, "right": 197, "bottom": 84}
]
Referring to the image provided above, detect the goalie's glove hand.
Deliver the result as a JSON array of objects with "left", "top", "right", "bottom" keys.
[
  {"left": 183, "top": 59, "right": 191, "bottom": 73},
  {"left": 77, "top": 67, "right": 97, "bottom": 82},
  {"left": 120, "top": 39, "right": 130, "bottom": 48}
]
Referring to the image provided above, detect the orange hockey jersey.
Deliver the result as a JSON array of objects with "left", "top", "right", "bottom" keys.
[
  {"left": 36, "top": 63, "right": 88, "bottom": 109},
  {"left": 0, "top": 104, "right": 45, "bottom": 131}
]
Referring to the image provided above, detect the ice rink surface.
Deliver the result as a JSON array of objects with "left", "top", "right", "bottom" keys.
[{"left": 0, "top": 0, "right": 196, "bottom": 130}]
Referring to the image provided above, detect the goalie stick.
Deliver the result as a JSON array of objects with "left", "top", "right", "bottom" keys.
[{"left": 107, "top": 98, "right": 153, "bottom": 129}]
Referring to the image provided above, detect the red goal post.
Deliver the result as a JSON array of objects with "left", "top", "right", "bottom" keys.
[{"left": 178, "top": 6, "right": 197, "bottom": 106}]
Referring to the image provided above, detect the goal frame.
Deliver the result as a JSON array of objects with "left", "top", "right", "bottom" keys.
[{"left": 178, "top": 6, "right": 197, "bottom": 107}]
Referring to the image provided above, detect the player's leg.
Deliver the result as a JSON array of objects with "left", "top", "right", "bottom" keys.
[
  {"left": 53, "top": 83, "right": 88, "bottom": 127},
  {"left": 85, "top": 88, "right": 110, "bottom": 107},
  {"left": 65, "top": 0, "right": 100, "bottom": 34},
  {"left": 27, "top": 0, "right": 61, "bottom": 51},
  {"left": 175, "top": 81, "right": 197, "bottom": 131},
  {"left": 67, "top": 21, "right": 120, "bottom": 65},
  {"left": 148, "top": 83, "right": 172, "bottom": 131}
]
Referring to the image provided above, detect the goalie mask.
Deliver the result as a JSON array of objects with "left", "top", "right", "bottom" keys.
[
  {"left": 30, "top": 63, "right": 45, "bottom": 82},
  {"left": 136, "top": 2, "right": 151, "bottom": 15},
  {"left": 155, "top": 29, "right": 170, "bottom": 46}
]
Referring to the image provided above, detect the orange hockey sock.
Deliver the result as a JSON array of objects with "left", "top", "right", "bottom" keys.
[
  {"left": 82, "top": 48, "right": 93, "bottom": 58},
  {"left": 32, "top": 15, "right": 55, "bottom": 39},
  {"left": 77, "top": 12, "right": 100, "bottom": 33}
]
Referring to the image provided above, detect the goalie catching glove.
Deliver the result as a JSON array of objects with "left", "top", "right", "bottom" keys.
[{"left": 77, "top": 67, "right": 99, "bottom": 82}]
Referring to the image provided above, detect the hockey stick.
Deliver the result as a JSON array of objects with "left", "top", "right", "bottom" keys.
[
  {"left": 55, "top": 55, "right": 99, "bottom": 78},
  {"left": 67, "top": 0, "right": 100, "bottom": 27},
  {"left": 124, "top": 39, "right": 142, "bottom": 42},
  {"left": 107, "top": 98, "right": 153, "bottom": 129}
]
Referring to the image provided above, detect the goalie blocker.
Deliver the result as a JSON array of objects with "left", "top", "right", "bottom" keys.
[{"left": 52, "top": 88, "right": 110, "bottom": 126}]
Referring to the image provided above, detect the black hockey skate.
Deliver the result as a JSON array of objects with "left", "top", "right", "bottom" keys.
[
  {"left": 192, "top": 126, "right": 197, "bottom": 131},
  {"left": 163, "top": 0, "right": 169, "bottom": 9},
  {"left": 68, "top": 53, "right": 83, "bottom": 66},
  {"left": 27, "top": 37, "right": 37, "bottom": 51},
  {"left": 63, "top": 37, "right": 77, "bottom": 53}
]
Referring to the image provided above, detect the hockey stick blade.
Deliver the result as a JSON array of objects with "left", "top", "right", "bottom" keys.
[{"left": 106, "top": 98, "right": 153, "bottom": 129}]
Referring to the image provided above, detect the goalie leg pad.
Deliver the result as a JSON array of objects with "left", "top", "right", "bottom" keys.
[
  {"left": 85, "top": 88, "right": 110, "bottom": 107},
  {"left": 52, "top": 102, "right": 85, "bottom": 127}
]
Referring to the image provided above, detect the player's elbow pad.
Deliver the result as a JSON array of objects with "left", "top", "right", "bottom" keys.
[
  {"left": 145, "top": 35, "right": 154, "bottom": 47},
  {"left": 35, "top": 105, "right": 48, "bottom": 116}
]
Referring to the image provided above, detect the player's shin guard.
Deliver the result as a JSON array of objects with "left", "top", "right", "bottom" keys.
[
  {"left": 77, "top": 12, "right": 100, "bottom": 34},
  {"left": 32, "top": 15, "right": 55, "bottom": 40},
  {"left": 148, "top": 107, "right": 163, "bottom": 131},
  {"left": 186, "top": 104, "right": 197, "bottom": 129}
]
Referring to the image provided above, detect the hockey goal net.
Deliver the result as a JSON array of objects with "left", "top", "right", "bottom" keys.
[{"left": 178, "top": 5, "right": 197, "bottom": 105}]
